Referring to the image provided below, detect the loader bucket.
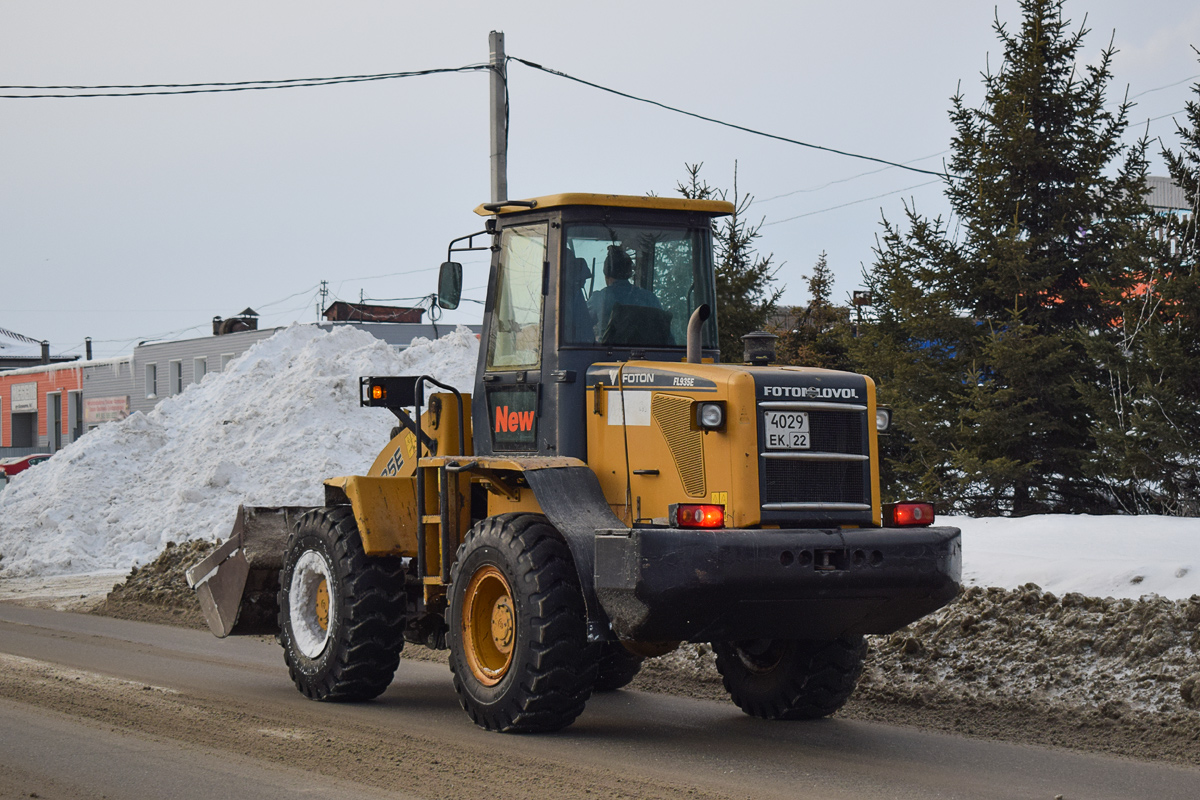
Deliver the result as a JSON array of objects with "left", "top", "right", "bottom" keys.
[{"left": 185, "top": 505, "right": 313, "bottom": 637}]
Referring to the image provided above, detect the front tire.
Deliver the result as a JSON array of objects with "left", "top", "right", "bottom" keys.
[
  {"left": 277, "top": 506, "right": 406, "bottom": 701},
  {"left": 713, "top": 637, "right": 866, "bottom": 720},
  {"left": 448, "top": 513, "right": 596, "bottom": 732}
]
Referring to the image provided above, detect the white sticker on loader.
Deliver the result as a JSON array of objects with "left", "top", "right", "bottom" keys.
[{"left": 607, "top": 390, "right": 651, "bottom": 427}]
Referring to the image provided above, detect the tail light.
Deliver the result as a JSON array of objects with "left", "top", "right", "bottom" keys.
[
  {"left": 671, "top": 504, "right": 724, "bottom": 528},
  {"left": 884, "top": 502, "right": 935, "bottom": 527}
]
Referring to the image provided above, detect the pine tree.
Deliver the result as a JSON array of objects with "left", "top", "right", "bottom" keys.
[
  {"left": 677, "top": 163, "right": 782, "bottom": 362},
  {"left": 1079, "top": 63, "right": 1200, "bottom": 513},
  {"left": 852, "top": 0, "right": 1155, "bottom": 514}
]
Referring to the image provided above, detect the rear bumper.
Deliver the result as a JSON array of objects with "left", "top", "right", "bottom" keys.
[{"left": 594, "top": 525, "right": 961, "bottom": 642}]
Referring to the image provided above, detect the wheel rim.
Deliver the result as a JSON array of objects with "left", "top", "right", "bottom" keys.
[
  {"left": 462, "top": 565, "right": 515, "bottom": 686},
  {"left": 734, "top": 639, "right": 786, "bottom": 673},
  {"left": 289, "top": 550, "right": 334, "bottom": 659}
]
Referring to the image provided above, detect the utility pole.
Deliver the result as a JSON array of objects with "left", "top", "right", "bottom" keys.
[{"left": 489, "top": 30, "right": 508, "bottom": 204}]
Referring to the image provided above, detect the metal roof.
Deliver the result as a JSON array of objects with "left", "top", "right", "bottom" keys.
[{"left": 474, "top": 193, "right": 735, "bottom": 217}]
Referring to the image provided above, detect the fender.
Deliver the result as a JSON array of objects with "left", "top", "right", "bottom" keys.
[{"left": 523, "top": 465, "right": 627, "bottom": 641}]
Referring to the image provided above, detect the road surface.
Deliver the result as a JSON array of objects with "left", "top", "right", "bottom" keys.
[{"left": 1, "top": 603, "right": 1196, "bottom": 800}]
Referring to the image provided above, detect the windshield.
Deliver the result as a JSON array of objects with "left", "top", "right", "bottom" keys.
[{"left": 562, "top": 223, "right": 717, "bottom": 348}]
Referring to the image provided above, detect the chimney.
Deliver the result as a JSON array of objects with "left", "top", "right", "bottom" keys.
[
  {"left": 85, "top": 337, "right": 93, "bottom": 360},
  {"left": 40, "top": 340, "right": 50, "bottom": 364}
]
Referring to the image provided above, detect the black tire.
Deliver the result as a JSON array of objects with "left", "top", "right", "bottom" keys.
[
  {"left": 592, "top": 641, "right": 644, "bottom": 692},
  {"left": 447, "top": 513, "right": 596, "bottom": 732},
  {"left": 713, "top": 637, "right": 866, "bottom": 720},
  {"left": 277, "top": 506, "right": 406, "bottom": 702}
]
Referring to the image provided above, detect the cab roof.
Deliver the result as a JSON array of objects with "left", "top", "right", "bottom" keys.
[{"left": 474, "top": 193, "right": 735, "bottom": 217}]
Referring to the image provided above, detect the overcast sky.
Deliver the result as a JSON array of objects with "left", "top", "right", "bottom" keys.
[{"left": 3, "top": 1, "right": 1199, "bottom": 359}]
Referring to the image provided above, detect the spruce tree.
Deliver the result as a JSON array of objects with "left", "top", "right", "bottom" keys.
[
  {"left": 852, "top": 0, "right": 1154, "bottom": 514},
  {"left": 1080, "top": 64, "right": 1200, "bottom": 513},
  {"left": 677, "top": 163, "right": 782, "bottom": 362}
]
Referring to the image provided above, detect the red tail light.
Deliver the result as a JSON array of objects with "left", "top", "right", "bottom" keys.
[
  {"left": 885, "top": 502, "right": 935, "bottom": 527},
  {"left": 673, "top": 504, "right": 724, "bottom": 528}
]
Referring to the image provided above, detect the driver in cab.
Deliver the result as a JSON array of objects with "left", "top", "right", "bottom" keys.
[{"left": 587, "top": 245, "right": 661, "bottom": 339}]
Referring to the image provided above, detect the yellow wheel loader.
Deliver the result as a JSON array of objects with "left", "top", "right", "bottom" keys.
[{"left": 188, "top": 193, "right": 961, "bottom": 732}]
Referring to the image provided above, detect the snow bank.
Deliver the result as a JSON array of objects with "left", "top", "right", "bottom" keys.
[
  {"left": 0, "top": 324, "right": 479, "bottom": 578},
  {"left": 950, "top": 515, "right": 1200, "bottom": 600}
]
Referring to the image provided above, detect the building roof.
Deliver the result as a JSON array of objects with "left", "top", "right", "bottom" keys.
[{"left": 0, "top": 326, "right": 76, "bottom": 363}]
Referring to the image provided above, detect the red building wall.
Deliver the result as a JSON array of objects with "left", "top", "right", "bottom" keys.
[{"left": 0, "top": 364, "right": 84, "bottom": 448}]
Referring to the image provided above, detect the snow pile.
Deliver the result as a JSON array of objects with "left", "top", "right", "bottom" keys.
[
  {"left": 0, "top": 324, "right": 479, "bottom": 578},
  {"left": 948, "top": 515, "right": 1200, "bottom": 600}
]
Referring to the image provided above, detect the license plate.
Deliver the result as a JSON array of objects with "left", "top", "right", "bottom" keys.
[{"left": 764, "top": 411, "right": 810, "bottom": 450}]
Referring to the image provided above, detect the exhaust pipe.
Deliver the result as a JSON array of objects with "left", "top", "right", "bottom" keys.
[{"left": 686, "top": 304, "right": 710, "bottom": 364}]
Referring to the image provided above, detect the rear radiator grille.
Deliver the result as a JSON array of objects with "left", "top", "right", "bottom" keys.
[
  {"left": 762, "top": 460, "right": 868, "bottom": 505},
  {"left": 806, "top": 411, "right": 865, "bottom": 452},
  {"left": 758, "top": 405, "right": 869, "bottom": 509}
]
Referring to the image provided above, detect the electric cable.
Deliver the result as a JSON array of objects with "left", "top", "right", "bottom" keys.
[
  {"left": 508, "top": 56, "right": 956, "bottom": 180},
  {"left": 762, "top": 180, "right": 942, "bottom": 227},
  {"left": 1, "top": 65, "right": 489, "bottom": 99}
]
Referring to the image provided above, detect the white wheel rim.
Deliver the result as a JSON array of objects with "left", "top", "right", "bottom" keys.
[{"left": 289, "top": 550, "right": 334, "bottom": 658}]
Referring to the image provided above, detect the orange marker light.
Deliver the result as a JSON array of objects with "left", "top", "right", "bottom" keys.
[
  {"left": 371, "top": 385, "right": 385, "bottom": 400},
  {"left": 674, "top": 504, "right": 724, "bottom": 529}
]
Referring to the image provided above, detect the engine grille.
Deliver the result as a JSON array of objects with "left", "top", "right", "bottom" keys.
[
  {"left": 761, "top": 459, "right": 868, "bottom": 505},
  {"left": 757, "top": 400, "right": 871, "bottom": 516},
  {"left": 806, "top": 410, "right": 864, "bottom": 452}
]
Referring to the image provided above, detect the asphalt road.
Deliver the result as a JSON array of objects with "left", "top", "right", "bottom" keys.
[{"left": 1, "top": 602, "right": 1196, "bottom": 800}]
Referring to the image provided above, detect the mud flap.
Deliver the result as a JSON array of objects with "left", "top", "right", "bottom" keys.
[
  {"left": 185, "top": 505, "right": 314, "bottom": 637},
  {"left": 522, "top": 467, "right": 627, "bottom": 641}
]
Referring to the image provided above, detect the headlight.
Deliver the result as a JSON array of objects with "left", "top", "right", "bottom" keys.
[
  {"left": 875, "top": 407, "right": 892, "bottom": 432},
  {"left": 697, "top": 402, "right": 725, "bottom": 430}
]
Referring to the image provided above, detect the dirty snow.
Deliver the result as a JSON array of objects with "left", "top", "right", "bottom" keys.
[{"left": 0, "top": 324, "right": 478, "bottom": 578}]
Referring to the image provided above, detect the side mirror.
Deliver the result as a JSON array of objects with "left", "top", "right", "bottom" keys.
[{"left": 437, "top": 261, "right": 463, "bottom": 310}]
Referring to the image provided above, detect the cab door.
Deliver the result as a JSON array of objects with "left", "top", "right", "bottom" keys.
[{"left": 475, "top": 220, "right": 551, "bottom": 455}]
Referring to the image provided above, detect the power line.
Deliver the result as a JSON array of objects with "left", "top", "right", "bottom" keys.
[
  {"left": 762, "top": 180, "right": 942, "bottom": 227},
  {"left": 757, "top": 150, "right": 951, "bottom": 204},
  {"left": 508, "top": 56, "right": 956, "bottom": 180},
  {"left": 1128, "top": 74, "right": 1200, "bottom": 102},
  {"left": 0, "top": 65, "right": 489, "bottom": 99}
]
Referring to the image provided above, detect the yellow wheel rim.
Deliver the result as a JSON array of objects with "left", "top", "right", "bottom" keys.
[
  {"left": 462, "top": 565, "right": 515, "bottom": 686},
  {"left": 315, "top": 578, "right": 329, "bottom": 632}
]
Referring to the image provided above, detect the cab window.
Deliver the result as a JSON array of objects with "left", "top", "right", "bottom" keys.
[
  {"left": 562, "top": 223, "right": 717, "bottom": 347},
  {"left": 486, "top": 223, "right": 548, "bottom": 369}
]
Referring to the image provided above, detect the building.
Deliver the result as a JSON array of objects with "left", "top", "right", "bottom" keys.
[{"left": 0, "top": 361, "right": 85, "bottom": 456}]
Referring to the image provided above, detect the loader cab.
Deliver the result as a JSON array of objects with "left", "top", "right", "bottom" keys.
[{"left": 440, "top": 194, "right": 733, "bottom": 460}]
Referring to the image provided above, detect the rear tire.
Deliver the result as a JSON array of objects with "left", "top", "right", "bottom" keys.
[
  {"left": 713, "top": 637, "right": 866, "bottom": 720},
  {"left": 447, "top": 513, "right": 596, "bottom": 732},
  {"left": 277, "top": 506, "right": 406, "bottom": 701},
  {"left": 593, "top": 642, "right": 644, "bottom": 692}
]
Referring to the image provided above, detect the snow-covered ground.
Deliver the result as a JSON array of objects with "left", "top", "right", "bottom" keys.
[
  {"left": 1, "top": 323, "right": 1197, "bottom": 602},
  {"left": 949, "top": 515, "right": 1200, "bottom": 600}
]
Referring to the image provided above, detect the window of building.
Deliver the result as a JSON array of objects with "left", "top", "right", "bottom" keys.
[
  {"left": 220, "top": 353, "right": 234, "bottom": 372},
  {"left": 193, "top": 357, "right": 207, "bottom": 383},
  {"left": 145, "top": 363, "right": 157, "bottom": 398},
  {"left": 169, "top": 361, "right": 183, "bottom": 395}
]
